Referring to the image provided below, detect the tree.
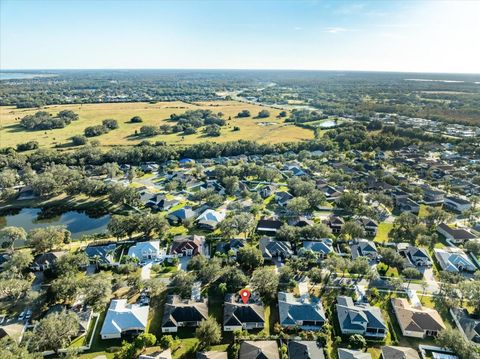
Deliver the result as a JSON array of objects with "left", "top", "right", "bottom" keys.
[
  {"left": 196, "top": 316, "right": 222, "bottom": 349},
  {"left": 340, "top": 221, "right": 365, "bottom": 240},
  {"left": 379, "top": 247, "right": 404, "bottom": 270},
  {"left": 436, "top": 328, "right": 480, "bottom": 359},
  {"left": 0, "top": 227, "right": 27, "bottom": 250},
  {"left": 138, "top": 213, "right": 169, "bottom": 238},
  {"left": 83, "top": 272, "right": 112, "bottom": 310},
  {"left": 257, "top": 110, "right": 270, "bottom": 118},
  {"left": 219, "top": 267, "right": 248, "bottom": 292},
  {"left": 51, "top": 275, "right": 82, "bottom": 303},
  {"left": 130, "top": 116, "right": 143, "bottom": 123},
  {"left": 0, "top": 278, "right": 31, "bottom": 302},
  {"left": 286, "top": 197, "right": 310, "bottom": 216},
  {"left": 425, "top": 207, "right": 450, "bottom": 228},
  {"left": 134, "top": 333, "right": 156, "bottom": 350},
  {"left": 26, "top": 311, "right": 79, "bottom": 354},
  {"left": 349, "top": 334, "right": 366, "bottom": 349},
  {"left": 337, "top": 192, "right": 364, "bottom": 213},
  {"left": 223, "top": 176, "right": 239, "bottom": 195},
  {"left": 251, "top": 267, "right": 279, "bottom": 302},
  {"left": 349, "top": 257, "right": 370, "bottom": 276},
  {"left": 171, "top": 271, "right": 194, "bottom": 298},
  {"left": 204, "top": 124, "right": 221, "bottom": 137},
  {"left": 56, "top": 252, "right": 89, "bottom": 275},
  {"left": 219, "top": 213, "right": 255, "bottom": 238},
  {"left": 390, "top": 212, "right": 425, "bottom": 243},
  {"left": 2, "top": 250, "right": 33, "bottom": 278},
  {"left": 237, "top": 246, "right": 264, "bottom": 272},
  {"left": 0, "top": 337, "right": 40, "bottom": 359},
  {"left": 237, "top": 110, "right": 251, "bottom": 118},
  {"left": 71, "top": 135, "right": 87, "bottom": 146},
  {"left": 27, "top": 226, "right": 68, "bottom": 253},
  {"left": 465, "top": 240, "right": 480, "bottom": 256},
  {"left": 108, "top": 185, "right": 141, "bottom": 207},
  {"left": 159, "top": 335, "right": 175, "bottom": 349},
  {"left": 102, "top": 119, "right": 118, "bottom": 130}
]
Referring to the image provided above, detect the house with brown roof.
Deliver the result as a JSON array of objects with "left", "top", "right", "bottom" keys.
[
  {"left": 169, "top": 235, "right": 206, "bottom": 257},
  {"left": 239, "top": 341, "right": 279, "bottom": 359},
  {"left": 391, "top": 298, "right": 446, "bottom": 338},
  {"left": 436, "top": 223, "right": 477, "bottom": 244}
]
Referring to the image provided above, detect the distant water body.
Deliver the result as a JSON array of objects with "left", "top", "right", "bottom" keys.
[{"left": 0, "top": 72, "right": 55, "bottom": 80}]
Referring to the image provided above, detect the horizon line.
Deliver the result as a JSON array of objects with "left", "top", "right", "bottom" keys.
[{"left": 1, "top": 67, "right": 480, "bottom": 76}]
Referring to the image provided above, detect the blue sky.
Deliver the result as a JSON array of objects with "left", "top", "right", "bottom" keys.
[{"left": 1, "top": 0, "right": 479, "bottom": 73}]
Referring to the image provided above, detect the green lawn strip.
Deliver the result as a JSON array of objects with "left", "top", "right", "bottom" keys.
[{"left": 374, "top": 222, "right": 393, "bottom": 243}]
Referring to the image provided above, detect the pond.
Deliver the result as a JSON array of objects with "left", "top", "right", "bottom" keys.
[
  {"left": 0, "top": 207, "right": 110, "bottom": 246},
  {"left": 317, "top": 119, "right": 339, "bottom": 128}
]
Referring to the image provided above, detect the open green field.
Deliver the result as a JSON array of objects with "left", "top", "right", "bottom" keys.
[{"left": 0, "top": 100, "right": 314, "bottom": 149}]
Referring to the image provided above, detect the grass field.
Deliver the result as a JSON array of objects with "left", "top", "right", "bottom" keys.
[{"left": 0, "top": 100, "right": 314, "bottom": 149}]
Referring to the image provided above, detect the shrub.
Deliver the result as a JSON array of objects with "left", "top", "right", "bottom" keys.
[
  {"left": 16, "top": 141, "right": 39, "bottom": 152},
  {"left": 130, "top": 116, "right": 143, "bottom": 123},
  {"left": 71, "top": 135, "right": 88, "bottom": 146},
  {"left": 84, "top": 125, "right": 108, "bottom": 137},
  {"left": 237, "top": 110, "right": 251, "bottom": 118},
  {"left": 102, "top": 119, "right": 119, "bottom": 130}
]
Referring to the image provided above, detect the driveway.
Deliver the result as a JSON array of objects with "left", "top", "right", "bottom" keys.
[
  {"left": 178, "top": 256, "right": 190, "bottom": 271},
  {"left": 141, "top": 262, "right": 153, "bottom": 280}
]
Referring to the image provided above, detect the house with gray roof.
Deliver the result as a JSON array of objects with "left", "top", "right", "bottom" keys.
[
  {"left": 85, "top": 243, "right": 117, "bottom": 266},
  {"left": 399, "top": 245, "right": 432, "bottom": 267},
  {"left": 278, "top": 292, "right": 326, "bottom": 331},
  {"left": 338, "top": 349, "right": 372, "bottom": 359},
  {"left": 381, "top": 346, "right": 420, "bottom": 359},
  {"left": 223, "top": 293, "right": 264, "bottom": 332},
  {"left": 288, "top": 341, "right": 324, "bottom": 359},
  {"left": 302, "top": 239, "right": 334, "bottom": 259},
  {"left": 450, "top": 308, "right": 480, "bottom": 345},
  {"left": 336, "top": 296, "right": 387, "bottom": 339},
  {"left": 167, "top": 206, "right": 197, "bottom": 225},
  {"left": 351, "top": 239, "right": 379, "bottom": 261},
  {"left": 259, "top": 237, "right": 293, "bottom": 261},
  {"left": 100, "top": 299, "right": 149, "bottom": 339},
  {"left": 444, "top": 196, "right": 471, "bottom": 213},
  {"left": 434, "top": 248, "right": 476, "bottom": 272},
  {"left": 161, "top": 295, "right": 208, "bottom": 333}
]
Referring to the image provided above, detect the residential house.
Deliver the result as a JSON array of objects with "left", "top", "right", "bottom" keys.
[
  {"left": 31, "top": 251, "right": 66, "bottom": 271},
  {"left": 46, "top": 304, "right": 93, "bottom": 337},
  {"left": 167, "top": 206, "right": 197, "bottom": 225},
  {"left": 127, "top": 241, "right": 161, "bottom": 262},
  {"left": 318, "top": 184, "right": 342, "bottom": 202},
  {"left": 338, "top": 349, "right": 372, "bottom": 359},
  {"left": 356, "top": 217, "right": 378, "bottom": 237},
  {"left": 196, "top": 209, "right": 226, "bottom": 230},
  {"left": 170, "top": 235, "right": 206, "bottom": 257},
  {"left": 450, "top": 308, "right": 480, "bottom": 345},
  {"left": 336, "top": 296, "right": 387, "bottom": 339},
  {"left": 444, "top": 196, "right": 471, "bottom": 213},
  {"left": 436, "top": 223, "right": 477, "bottom": 244},
  {"left": 256, "top": 217, "right": 283, "bottom": 235},
  {"left": 423, "top": 187, "right": 445, "bottom": 204},
  {"left": 329, "top": 216, "right": 345, "bottom": 234},
  {"left": 223, "top": 293, "right": 265, "bottom": 332},
  {"left": 400, "top": 245, "right": 432, "bottom": 267},
  {"left": 302, "top": 239, "right": 334, "bottom": 259},
  {"left": 100, "top": 299, "right": 149, "bottom": 339},
  {"left": 275, "top": 191, "right": 294, "bottom": 207},
  {"left": 381, "top": 346, "right": 420, "bottom": 359},
  {"left": 278, "top": 292, "right": 326, "bottom": 331},
  {"left": 259, "top": 237, "right": 293, "bottom": 261},
  {"left": 351, "top": 239, "right": 379, "bottom": 261},
  {"left": 260, "top": 185, "right": 276, "bottom": 199},
  {"left": 161, "top": 295, "right": 208, "bottom": 333},
  {"left": 239, "top": 341, "right": 279, "bottom": 359},
  {"left": 397, "top": 198, "right": 420, "bottom": 214},
  {"left": 290, "top": 216, "right": 314, "bottom": 228},
  {"left": 156, "top": 198, "right": 180, "bottom": 211},
  {"left": 434, "top": 248, "right": 476, "bottom": 272},
  {"left": 85, "top": 243, "right": 117, "bottom": 266},
  {"left": 287, "top": 341, "right": 324, "bottom": 359},
  {"left": 216, "top": 238, "right": 245, "bottom": 256},
  {"left": 0, "top": 322, "right": 26, "bottom": 344},
  {"left": 391, "top": 298, "right": 446, "bottom": 338}
]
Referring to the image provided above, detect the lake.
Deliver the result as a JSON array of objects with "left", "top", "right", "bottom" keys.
[
  {"left": 0, "top": 208, "right": 110, "bottom": 246},
  {"left": 0, "top": 72, "right": 56, "bottom": 80}
]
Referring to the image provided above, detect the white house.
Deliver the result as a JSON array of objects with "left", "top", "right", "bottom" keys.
[
  {"left": 434, "top": 248, "right": 477, "bottom": 273},
  {"left": 444, "top": 196, "right": 471, "bottom": 213},
  {"left": 100, "top": 299, "right": 149, "bottom": 339},
  {"left": 127, "top": 241, "right": 161, "bottom": 262}
]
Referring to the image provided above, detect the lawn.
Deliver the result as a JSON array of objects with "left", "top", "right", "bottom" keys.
[
  {"left": 0, "top": 100, "right": 314, "bottom": 149},
  {"left": 374, "top": 222, "right": 393, "bottom": 243}
]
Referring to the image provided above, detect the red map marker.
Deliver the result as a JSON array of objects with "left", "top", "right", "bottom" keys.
[{"left": 239, "top": 288, "right": 251, "bottom": 304}]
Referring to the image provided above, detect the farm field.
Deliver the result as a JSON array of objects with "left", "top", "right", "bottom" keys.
[{"left": 0, "top": 100, "right": 314, "bottom": 149}]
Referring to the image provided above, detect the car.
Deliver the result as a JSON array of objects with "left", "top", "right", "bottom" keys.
[
  {"left": 25, "top": 309, "right": 32, "bottom": 320},
  {"left": 18, "top": 311, "right": 26, "bottom": 321}
]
